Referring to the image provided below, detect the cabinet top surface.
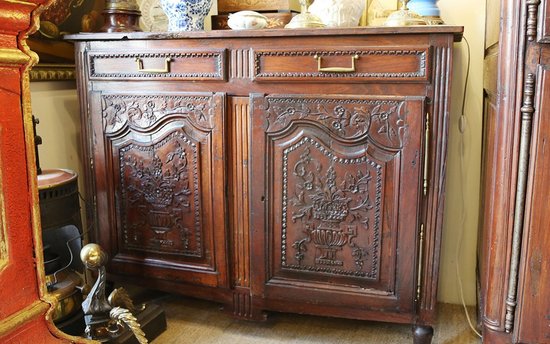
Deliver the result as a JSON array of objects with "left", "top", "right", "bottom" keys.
[{"left": 65, "top": 26, "right": 463, "bottom": 42}]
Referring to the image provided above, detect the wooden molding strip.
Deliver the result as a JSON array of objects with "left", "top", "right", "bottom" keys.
[{"left": 0, "top": 301, "right": 49, "bottom": 337}]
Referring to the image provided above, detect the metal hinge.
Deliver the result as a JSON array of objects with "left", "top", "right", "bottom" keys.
[
  {"left": 416, "top": 223, "right": 425, "bottom": 303},
  {"left": 423, "top": 112, "right": 430, "bottom": 196},
  {"left": 504, "top": 73, "right": 536, "bottom": 333},
  {"left": 526, "top": 0, "right": 541, "bottom": 41}
]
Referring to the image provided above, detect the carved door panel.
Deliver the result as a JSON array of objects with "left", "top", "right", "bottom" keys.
[
  {"left": 92, "top": 92, "right": 228, "bottom": 288},
  {"left": 250, "top": 94, "right": 426, "bottom": 314}
]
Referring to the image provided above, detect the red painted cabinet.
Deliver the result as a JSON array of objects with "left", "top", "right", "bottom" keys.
[{"left": 0, "top": 0, "right": 72, "bottom": 342}]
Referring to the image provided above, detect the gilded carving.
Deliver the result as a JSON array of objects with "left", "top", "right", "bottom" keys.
[
  {"left": 282, "top": 137, "right": 382, "bottom": 278},
  {"left": 0, "top": 301, "right": 49, "bottom": 336},
  {"left": 0, "top": 48, "right": 31, "bottom": 65},
  {"left": 102, "top": 94, "right": 215, "bottom": 134},
  {"left": 0, "top": 155, "right": 6, "bottom": 272},
  {"left": 264, "top": 96, "right": 408, "bottom": 148},
  {"left": 119, "top": 131, "right": 202, "bottom": 257},
  {"left": 29, "top": 64, "right": 75, "bottom": 81}
]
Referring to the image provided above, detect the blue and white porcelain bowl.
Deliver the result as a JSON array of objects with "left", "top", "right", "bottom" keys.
[{"left": 160, "top": 0, "right": 213, "bottom": 31}]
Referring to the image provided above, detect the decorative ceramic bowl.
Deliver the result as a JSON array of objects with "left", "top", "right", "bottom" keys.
[
  {"left": 159, "top": 0, "right": 213, "bottom": 31},
  {"left": 408, "top": 0, "right": 440, "bottom": 17},
  {"left": 227, "top": 11, "right": 268, "bottom": 30},
  {"left": 308, "top": 0, "right": 366, "bottom": 27},
  {"left": 407, "top": 0, "right": 444, "bottom": 24}
]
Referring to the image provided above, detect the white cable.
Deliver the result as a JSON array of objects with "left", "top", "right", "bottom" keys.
[{"left": 455, "top": 36, "right": 482, "bottom": 338}]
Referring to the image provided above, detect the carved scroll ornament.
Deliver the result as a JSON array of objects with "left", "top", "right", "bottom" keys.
[
  {"left": 262, "top": 96, "right": 408, "bottom": 149},
  {"left": 102, "top": 94, "right": 215, "bottom": 134}
]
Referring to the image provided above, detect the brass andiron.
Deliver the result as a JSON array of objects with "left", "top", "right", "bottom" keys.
[{"left": 80, "top": 243, "right": 148, "bottom": 343}]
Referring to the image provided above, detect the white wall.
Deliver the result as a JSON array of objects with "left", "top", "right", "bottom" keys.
[
  {"left": 30, "top": 81, "right": 82, "bottom": 176},
  {"left": 30, "top": 81, "right": 86, "bottom": 232},
  {"left": 437, "top": 0, "right": 486, "bottom": 305}
]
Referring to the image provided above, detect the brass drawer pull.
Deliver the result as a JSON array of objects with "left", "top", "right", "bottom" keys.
[
  {"left": 314, "top": 54, "right": 359, "bottom": 73},
  {"left": 135, "top": 57, "right": 171, "bottom": 73}
]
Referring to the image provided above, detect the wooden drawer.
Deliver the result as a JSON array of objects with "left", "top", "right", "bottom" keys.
[
  {"left": 252, "top": 46, "right": 430, "bottom": 83},
  {"left": 87, "top": 49, "right": 227, "bottom": 81}
]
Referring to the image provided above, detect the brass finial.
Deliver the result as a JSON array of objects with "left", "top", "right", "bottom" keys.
[{"left": 80, "top": 243, "right": 108, "bottom": 270}]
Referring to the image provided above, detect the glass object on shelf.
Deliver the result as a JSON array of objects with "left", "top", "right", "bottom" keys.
[
  {"left": 227, "top": 11, "right": 269, "bottom": 30},
  {"left": 367, "top": 0, "right": 398, "bottom": 26},
  {"left": 407, "top": 0, "right": 443, "bottom": 24},
  {"left": 285, "top": 0, "right": 325, "bottom": 29},
  {"left": 384, "top": 0, "right": 426, "bottom": 26},
  {"left": 308, "top": 0, "right": 366, "bottom": 27},
  {"left": 138, "top": 0, "right": 169, "bottom": 31}
]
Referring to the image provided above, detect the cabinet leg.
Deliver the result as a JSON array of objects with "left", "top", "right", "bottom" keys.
[
  {"left": 225, "top": 289, "right": 267, "bottom": 321},
  {"left": 413, "top": 325, "right": 433, "bottom": 344}
]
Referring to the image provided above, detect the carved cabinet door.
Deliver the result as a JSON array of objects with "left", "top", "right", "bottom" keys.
[
  {"left": 91, "top": 91, "right": 228, "bottom": 288},
  {"left": 516, "top": 10, "right": 550, "bottom": 340},
  {"left": 250, "top": 94, "right": 426, "bottom": 315}
]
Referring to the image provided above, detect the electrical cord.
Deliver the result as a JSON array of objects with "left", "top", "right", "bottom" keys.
[{"left": 455, "top": 35, "right": 482, "bottom": 338}]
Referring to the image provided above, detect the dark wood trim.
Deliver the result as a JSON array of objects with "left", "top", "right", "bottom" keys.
[
  {"left": 480, "top": 0, "right": 550, "bottom": 342},
  {"left": 65, "top": 26, "right": 464, "bottom": 42},
  {"left": 480, "top": 0, "right": 526, "bottom": 337}
]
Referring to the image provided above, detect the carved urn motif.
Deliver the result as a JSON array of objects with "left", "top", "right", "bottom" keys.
[{"left": 308, "top": 167, "right": 353, "bottom": 266}]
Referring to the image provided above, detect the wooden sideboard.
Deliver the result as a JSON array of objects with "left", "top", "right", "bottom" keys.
[{"left": 68, "top": 26, "right": 462, "bottom": 343}]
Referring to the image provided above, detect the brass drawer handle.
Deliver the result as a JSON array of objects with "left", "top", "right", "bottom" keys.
[
  {"left": 135, "top": 57, "right": 171, "bottom": 73},
  {"left": 314, "top": 54, "right": 359, "bottom": 73}
]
